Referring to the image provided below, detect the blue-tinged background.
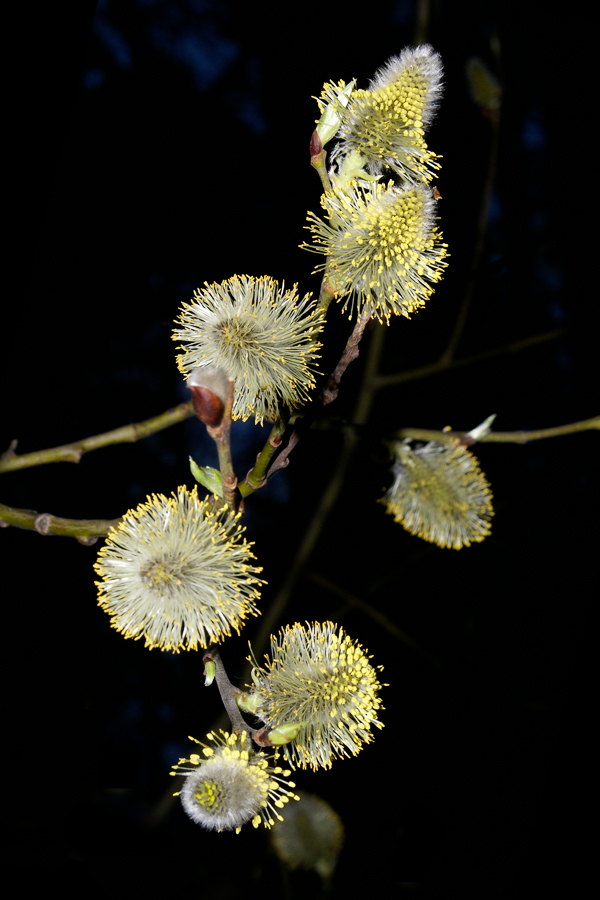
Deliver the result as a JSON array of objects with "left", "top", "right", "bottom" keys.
[{"left": 3, "top": 0, "right": 595, "bottom": 894}]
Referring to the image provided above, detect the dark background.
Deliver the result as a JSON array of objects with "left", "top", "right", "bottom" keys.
[{"left": 3, "top": 0, "right": 595, "bottom": 894}]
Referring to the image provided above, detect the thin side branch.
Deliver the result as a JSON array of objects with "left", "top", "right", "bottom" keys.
[
  {"left": 321, "top": 307, "right": 372, "bottom": 405},
  {"left": 307, "top": 571, "right": 441, "bottom": 667},
  {"left": 203, "top": 648, "right": 256, "bottom": 739},
  {"left": 0, "top": 402, "right": 194, "bottom": 474},
  {"left": 395, "top": 416, "right": 600, "bottom": 445},
  {"left": 0, "top": 501, "right": 119, "bottom": 544},
  {"left": 239, "top": 415, "right": 288, "bottom": 498},
  {"left": 374, "top": 328, "right": 564, "bottom": 390},
  {"left": 262, "top": 427, "right": 301, "bottom": 478},
  {"left": 438, "top": 80, "right": 502, "bottom": 365}
]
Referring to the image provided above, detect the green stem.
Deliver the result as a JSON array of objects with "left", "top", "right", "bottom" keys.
[
  {"left": 0, "top": 502, "right": 119, "bottom": 544},
  {"left": 395, "top": 416, "right": 600, "bottom": 445},
  {"left": 239, "top": 415, "right": 287, "bottom": 498},
  {"left": 0, "top": 402, "right": 194, "bottom": 474},
  {"left": 317, "top": 276, "right": 337, "bottom": 317},
  {"left": 310, "top": 144, "right": 332, "bottom": 193}
]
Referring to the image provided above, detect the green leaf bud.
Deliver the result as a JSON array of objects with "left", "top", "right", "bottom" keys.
[
  {"left": 203, "top": 659, "right": 216, "bottom": 686},
  {"left": 189, "top": 459, "right": 224, "bottom": 498},
  {"left": 235, "top": 690, "right": 262, "bottom": 714},
  {"left": 315, "top": 79, "right": 355, "bottom": 146},
  {"left": 267, "top": 722, "right": 307, "bottom": 746}
]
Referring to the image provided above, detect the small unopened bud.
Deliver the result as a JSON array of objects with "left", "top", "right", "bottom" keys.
[
  {"left": 187, "top": 366, "right": 228, "bottom": 426},
  {"left": 464, "top": 413, "right": 496, "bottom": 443},
  {"left": 204, "top": 659, "right": 216, "bottom": 686},
  {"left": 466, "top": 56, "right": 502, "bottom": 118},
  {"left": 310, "top": 129, "right": 322, "bottom": 160},
  {"left": 315, "top": 79, "right": 355, "bottom": 146},
  {"left": 236, "top": 690, "right": 261, "bottom": 714},
  {"left": 189, "top": 458, "right": 224, "bottom": 497},
  {"left": 266, "top": 722, "right": 307, "bottom": 746}
]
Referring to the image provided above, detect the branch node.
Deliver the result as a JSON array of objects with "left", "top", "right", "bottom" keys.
[{"left": 34, "top": 513, "right": 52, "bottom": 535}]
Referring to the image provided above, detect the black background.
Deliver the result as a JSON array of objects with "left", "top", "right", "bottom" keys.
[{"left": 3, "top": 0, "right": 595, "bottom": 895}]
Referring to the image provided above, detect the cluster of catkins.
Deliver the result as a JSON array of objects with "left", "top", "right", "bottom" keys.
[{"left": 93, "top": 45, "right": 492, "bottom": 835}]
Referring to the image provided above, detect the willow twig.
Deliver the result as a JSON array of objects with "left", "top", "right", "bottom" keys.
[
  {"left": 374, "top": 328, "right": 564, "bottom": 390},
  {"left": 0, "top": 502, "right": 119, "bottom": 544},
  {"left": 261, "top": 427, "right": 301, "bottom": 480},
  {"left": 0, "top": 402, "right": 194, "bottom": 474},
  {"left": 307, "top": 571, "right": 441, "bottom": 667},
  {"left": 321, "top": 307, "right": 372, "bottom": 405},
  {"left": 394, "top": 416, "right": 599, "bottom": 445},
  {"left": 438, "top": 46, "right": 502, "bottom": 365},
  {"left": 239, "top": 415, "right": 288, "bottom": 498},
  {"left": 203, "top": 648, "right": 256, "bottom": 739},
  {"left": 248, "top": 321, "right": 387, "bottom": 664}
]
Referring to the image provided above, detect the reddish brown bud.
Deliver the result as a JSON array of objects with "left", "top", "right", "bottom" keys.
[
  {"left": 189, "top": 384, "right": 224, "bottom": 427},
  {"left": 310, "top": 129, "right": 323, "bottom": 160},
  {"left": 187, "top": 365, "right": 229, "bottom": 427}
]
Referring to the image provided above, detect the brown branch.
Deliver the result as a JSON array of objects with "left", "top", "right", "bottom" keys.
[
  {"left": 438, "top": 51, "right": 502, "bottom": 365},
  {"left": 240, "top": 309, "right": 373, "bottom": 489},
  {"left": 247, "top": 321, "right": 387, "bottom": 664},
  {"left": 262, "top": 427, "right": 301, "bottom": 479},
  {"left": 321, "top": 307, "right": 372, "bottom": 406},
  {"left": 202, "top": 648, "right": 256, "bottom": 739},
  {"left": 307, "top": 571, "right": 441, "bottom": 667},
  {"left": 374, "top": 328, "right": 564, "bottom": 390}
]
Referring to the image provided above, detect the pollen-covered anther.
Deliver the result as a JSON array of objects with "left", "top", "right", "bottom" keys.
[
  {"left": 172, "top": 730, "right": 299, "bottom": 832},
  {"left": 330, "top": 44, "right": 444, "bottom": 184},
  {"left": 302, "top": 181, "right": 447, "bottom": 323},
  {"left": 381, "top": 439, "right": 494, "bottom": 549},
  {"left": 172, "top": 276, "right": 322, "bottom": 424},
  {"left": 94, "top": 485, "right": 264, "bottom": 651},
  {"left": 249, "top": 622, "right": 386, "bottom": 770}
]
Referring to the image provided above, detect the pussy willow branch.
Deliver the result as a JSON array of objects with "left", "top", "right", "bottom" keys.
[
  {"left": 0, "top": 401, "right": 194, "bottom": 474},
  {"left": 202, "top": 648, "right": 256, "bottom": 739},
  {"left": 247, "top": 320, "right": 387, "bottom": 666},
  {"left": 261, "top": 427, "right": 301, "bottom": 480},
  {"left": 395, "top": 416, "right": 599, "bottom": 444},
  {"left": 239, "top": 414, "right": 288, "bottom": 498},
  {"left": 321, "top": 307, "right": 372, "bottom": 405},
  {"left": 307, "top": 571, "right": 442, "bottom": 667},
  {"left": 374, "top": 327, "right": 564, "bottom": 389},
  {"left": 438, "top": 63, "right": 502, "bottom": 365},
  {"left": 0, "top": 502, "right": 119, "bottom": 544},
  {"left": 3, "top": 416, "right": 594, "bottom": 541},
  {"left": 241, "top": 301, "right": 372, "bottom": 488}
]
